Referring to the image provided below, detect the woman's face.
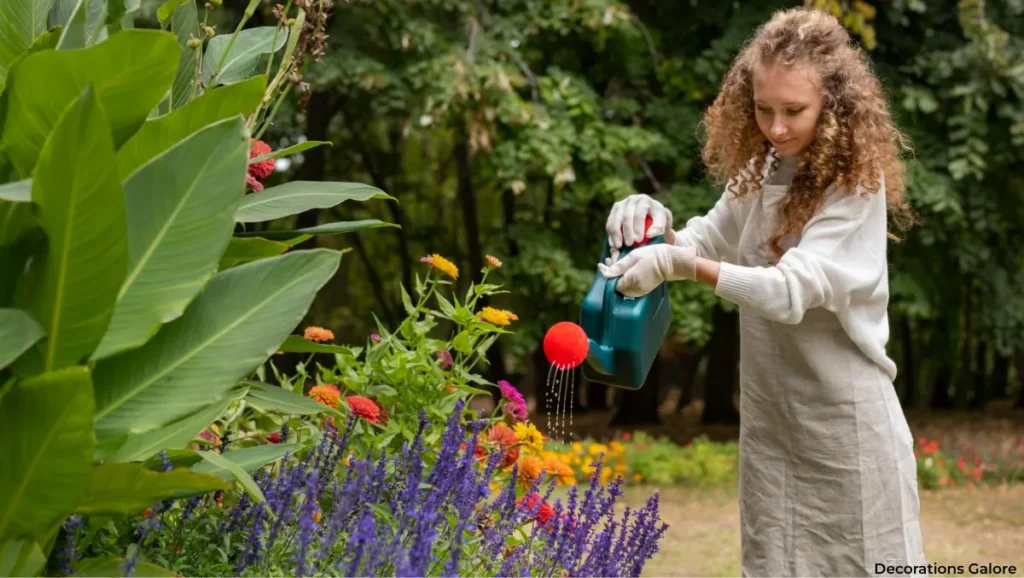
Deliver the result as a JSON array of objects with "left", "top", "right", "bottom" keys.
[{"left": 752, "top": 62, "right": 824, "bottom": 157}]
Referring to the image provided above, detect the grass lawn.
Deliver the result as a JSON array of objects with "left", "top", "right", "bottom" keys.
[{"left": 620, "top": 483, "right": 1024, "bottom": 577}]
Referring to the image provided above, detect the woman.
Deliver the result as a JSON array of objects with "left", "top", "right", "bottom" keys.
[{"left": 599, "top": 8, "right": 927, "bottom": 577}]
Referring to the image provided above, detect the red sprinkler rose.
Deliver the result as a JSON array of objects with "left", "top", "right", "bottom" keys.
[{"left": 543, "top": 321, "right": 589, "bottom": 369}]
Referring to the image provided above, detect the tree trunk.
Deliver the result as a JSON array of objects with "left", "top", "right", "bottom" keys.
[
  {"left": 1014, "top": 350, "right": 1024, "bottom": 408},
  {"left": 954, "top": 298, "right": 972, "bottom": 410},
  {"left": 610, "top": 357, "right": 662, "bottom": 425},
  {"left": 701, "top": 305, "right": 740, "bottom": 425},
  {"left": 455, "top": 133, "right": 507, "bottom": 381},
  {"left": 587, "top": 381, "right": 608, "bottom": 411},
  {"left": 294, "top": 91, "right": 332, "bottom": 244},
  {"left": 899, "top": 316, "right": 917, "bottom": 406},
  {"left": 991, "top": 353, "right": 1010, "bottom": 400},
  {"left": 674, "top": 346, "right": 706, "bottom": 412},
  {"left": 971, "top": 340, "right": 988, "bottom": 409}
]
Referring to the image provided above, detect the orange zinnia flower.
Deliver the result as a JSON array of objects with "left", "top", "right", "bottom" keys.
[
  {"left": 485, "top": 254, "right": 503, "bottom": 268},
  {"left": 345, "top": 395, "right": 381, "bottom": 423},
  {"left": 517, "top": 455, "right": 543, "bottom": 486},
  {"left": 308, "top": 384, "right": 341, "bottom": 407},
  {"left": 303, "top": 326, "right": 335, "bottom": 342}
]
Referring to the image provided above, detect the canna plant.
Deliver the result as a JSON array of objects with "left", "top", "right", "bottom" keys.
[{"left": 0, "top": 0, "right": 393, "bottom": 573}]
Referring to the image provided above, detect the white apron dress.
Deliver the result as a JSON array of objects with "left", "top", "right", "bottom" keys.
[{"left": 678, "top": 156, "right": 927, "bottom": 577}]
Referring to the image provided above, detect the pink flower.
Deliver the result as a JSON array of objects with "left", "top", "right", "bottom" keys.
[
  {"left": 437, "top": 350, "right": 453, "bottom": 369},
  {"left": 370, "top": 333, "right": 381, "bottom": 342}
]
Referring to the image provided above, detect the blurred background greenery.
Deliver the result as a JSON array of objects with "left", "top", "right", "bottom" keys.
[{"left": 147, "top": 0, "right": 1024, "bottom": 434}]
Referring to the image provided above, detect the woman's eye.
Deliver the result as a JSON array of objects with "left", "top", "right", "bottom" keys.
[
  {"left": 786, "top": 108, "right": 806, "bottom": 115},
  {"left": 757, "top": 107, "right": 772, "bottom": 114}
]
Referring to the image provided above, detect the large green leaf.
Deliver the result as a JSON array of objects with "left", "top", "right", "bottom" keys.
[
  {"left": 92, "top": 249, "right": 341, "bottom": 448},
  {"left": 20, "top": 86, "right": 126, "bottom": 372},
  {"left": 0, "top": 203, "right": 42, "bottom": 307},
  {"left": 0, "top": 180, "right": 30, "bottom": 203},
  {"left": 235, "top": 181, "right": 394, "bottom": 223},
  {"left": 218, "top": 236, "right": 292, "bottom": 270},
  {"left": 116, "top": 75, "right": 265, "bottom": 179},
  {"left": 0, "top": 309, "right": 44, "bottom": 370},
  {"left": 275, "top": 335, "right": 349, "bottom": 355},
  {"left": 169, "top": 0, "right": 199, "bottom": 109},
  {"left": 245, "top": 381, "right": 343, "bottom": 416},
  {"left": 1, "top": 29, "right": 179, "bottom": 176},
  {"left": 249, "top": 140, "right": 331, "bottom": 164},
  {"left": 92, "top": 115, "right": 248, "bottom": 361},
  {"left": 75, "top": 556, "right": 176, "bottom": 577},
  {"left": 195, "top": 451, "right": 265, "bottom": 503},
  {"left": 0, "top": 539, "right": 46, "bottom": 577},
  {"left": 202, "top": 26, "right": 287, "bottom": 86},
  {"left": 0, "top": 0, "right": 57, "bottom": 89},
  {"left": 0, "top": 366, "right": 95, "bottom": 541},
  {"left": 110, "top": 397, "right": 232, "bottom": 462},
  {"left": 193, "top": 443, "right": 298, "bottom": 479},
  {"left": 75, "top": 462, "right": 231, "bottom": 516},
  {"left": 236, "top": 219, "right": 399, "bottom": 240}
]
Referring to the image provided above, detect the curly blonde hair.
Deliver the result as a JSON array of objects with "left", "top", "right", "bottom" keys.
[{"left": 700, "top": 8, "right": 915, "bottom": 256}]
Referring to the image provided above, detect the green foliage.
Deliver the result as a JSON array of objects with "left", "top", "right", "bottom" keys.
[
  {"left": 0, "top": 0, "right": 393, "bottom": 571},
  {"left": 626, "top": 433, "right": 739, "bottom": 488}
]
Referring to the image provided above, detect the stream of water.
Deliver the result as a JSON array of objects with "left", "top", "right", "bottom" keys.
[{"left": 544, "top": 363, "right": 576, "bottom": 445}]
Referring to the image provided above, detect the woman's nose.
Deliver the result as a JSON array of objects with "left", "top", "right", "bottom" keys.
[{"left": 771, "top": 121, "right": 787, "bottom": 139}]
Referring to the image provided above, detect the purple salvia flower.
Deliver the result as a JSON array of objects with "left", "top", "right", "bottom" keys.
[
  {"left": 58, "top": 515, "right": 82, "bottom": 575},
  {"left": 338, "top": 507, "right": 376, "bottom": 575},
  {"left": 294, "top": 468, "right": 320, "bottom": 577}
]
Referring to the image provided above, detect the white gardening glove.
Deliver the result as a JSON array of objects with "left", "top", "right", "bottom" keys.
[
  {"left": 605, "top": 194, "right": 676, "bottom": 263},
  {"left": 596, "top": 244, "right": 699, "bottom": 298}
]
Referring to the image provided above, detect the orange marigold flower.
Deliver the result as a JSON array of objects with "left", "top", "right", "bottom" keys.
[
  {"left": 345, "top": 395, "right": 381, "bottom": 423},
  {"left": 421, "top": 253, "right": 459, "bottom": 279},
  {"left": 308, "top": 384, "right": 341, "bottom": 407},
  {"left": 313, "top": 510, "right": 322, "bottom": 523},
  {"left": 303, "top": 326, "right": 335, "bottom": 342},
  {"left": 485, "top": 254, "right": 503, "bottom": 268},
  {"left": 517, "top": 455, "right": 543, "bottom": 486},
  {"left": 480, "top": 307, "right": 512, "bottom": 326},
  {"left": 487, "top": 423, "right": 519, "bottom": 448}
]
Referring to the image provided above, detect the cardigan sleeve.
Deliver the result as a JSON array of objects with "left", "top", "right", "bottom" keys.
[
  {"left": 673, "top": 190, "right": 742, "bottom": 264},
  {"left": 713, "top": 187, "right": 885, "bottom": 325}
]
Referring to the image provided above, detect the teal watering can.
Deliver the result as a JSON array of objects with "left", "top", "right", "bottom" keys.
[{"left": 577, "top": 216, "right": 672, "bottom": 390}]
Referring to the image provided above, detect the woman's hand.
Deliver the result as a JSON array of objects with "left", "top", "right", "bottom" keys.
[
  {"left": 597, "top": 244, "right": 698, "bottom": 297},
  {"left": 605, "top": 194, "right": 676, "bottom": 263}
]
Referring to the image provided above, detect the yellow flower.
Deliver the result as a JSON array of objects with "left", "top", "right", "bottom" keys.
[
  {"left": 313, "top": 509, "right": 322, "bottom": 523},
  {"left": 588, "top": 443, "right": 609, "bottom": 456},
  {"left": 479, "top": 307, "right": 512, "bottom": 326},
  {"left": 485, "top": 254, "right": 503, "bottom": 268},
  {"left": 513, "top": 422, "right": 545, "bottom": 454},
  {"left": 422, "top": 254, "right": 459, "bottom": 279},
  {"left": 609, "top": 440, "right": 624, "bottom": 454},
  {"left": 633, "top": 473, "right": 643, "bottom": 483},
  {"left": 571, "top": 442, "right": 583, "bottom": 453},
  {"left": 501, "top": 309, "right": 519, "bottom": 321}
]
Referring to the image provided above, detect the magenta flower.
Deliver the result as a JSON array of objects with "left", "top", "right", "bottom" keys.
[
  {"left": 370, "top": 333, "right": 381, "bottom": 342},
  {"left": 436, "top": 350, "right": 453, "bottom": 369},
  {"left": 498, "top": 380, "right": 528, "bottom": 421}
]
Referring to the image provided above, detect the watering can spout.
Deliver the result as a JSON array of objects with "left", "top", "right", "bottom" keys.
[{"left": 585, "top": 339, "right": 615, "bottom": 375}]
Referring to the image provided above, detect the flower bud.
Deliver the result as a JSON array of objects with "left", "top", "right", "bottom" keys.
[{"left": 187, "top": 37, "right": 202, "bottom": 49}]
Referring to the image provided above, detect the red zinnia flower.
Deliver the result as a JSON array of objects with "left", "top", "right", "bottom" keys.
[
  {"left": 517, "top": 492, "right": 554, "bottom": 527},
  {"left": 267, "top": 432, "right": 282, "bottom": 443},
  {"left": 247, "top": 139, "right": 275, "bottom": 191},
  {"left": 346, "top": 395, "right": 381, "bottom": 423}
]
